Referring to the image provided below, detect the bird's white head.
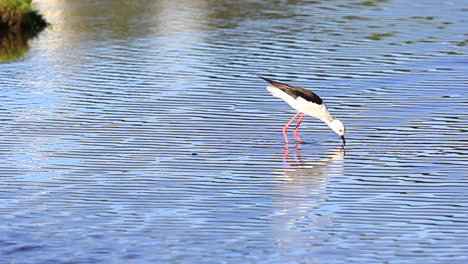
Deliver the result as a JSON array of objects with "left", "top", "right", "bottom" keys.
[{"left": 328, "top": 119, "right": 346, "bottom": 144}]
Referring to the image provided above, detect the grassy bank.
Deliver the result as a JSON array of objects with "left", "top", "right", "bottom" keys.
[
  {"left": 0, "top": 0, "right": 47, "bottom": 62},
  {"left": 0, "top": 0, "right": 47, "bottom": 34}
]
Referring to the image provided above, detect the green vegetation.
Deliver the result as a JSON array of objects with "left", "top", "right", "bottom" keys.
[
  {"left": 0, "top": 0, "right": 47, "bottom": 33},
  {"left": 0, "top": 0, "right": 34, "bottom": 12},
  {"left": 0, "top": 0, "right": 47, "bottom": 62}
]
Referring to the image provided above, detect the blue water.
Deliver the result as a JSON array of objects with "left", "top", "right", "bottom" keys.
[{"left": 0, "top": 0, "right": 467, "bottom": 263}]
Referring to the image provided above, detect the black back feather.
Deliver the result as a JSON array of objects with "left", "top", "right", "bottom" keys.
[{"left": 259, "top": 76, "right": 323, "bottom": 105}]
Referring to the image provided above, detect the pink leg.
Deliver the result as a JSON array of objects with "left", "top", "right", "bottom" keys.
[
  {"left": 282, "top": 112, "right": 301, "bottom": 144},
  {"left": 293, "top": 113, "right": 304, "bottom": 142}
]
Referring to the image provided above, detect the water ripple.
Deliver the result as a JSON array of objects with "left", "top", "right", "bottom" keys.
[{"left": 0, "top": 0, "right": 467, "bottom": 263}]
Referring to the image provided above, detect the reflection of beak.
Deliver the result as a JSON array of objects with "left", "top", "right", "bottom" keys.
[{"left": 341, "top": 135, "right": 346, "bottom": 145}]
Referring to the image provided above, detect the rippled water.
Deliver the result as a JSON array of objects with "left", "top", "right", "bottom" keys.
[{"left": 1, "top": 0, "right": 467, "bottom": 263}]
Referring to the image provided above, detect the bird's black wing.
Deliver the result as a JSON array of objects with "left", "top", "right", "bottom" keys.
[{"left": 259, "top": 76, "right": 323, "bottom": 105}]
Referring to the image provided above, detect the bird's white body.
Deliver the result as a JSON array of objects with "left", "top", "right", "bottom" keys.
[
  {"left": 261, "top": 76, "right": 346, "bottom": 144},
  {"left": 267, "top": 85, "right": 333, "bottom": 122}
]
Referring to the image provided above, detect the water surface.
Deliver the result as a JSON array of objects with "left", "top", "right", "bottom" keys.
[{"left": 0, "top": 0, "right": 467, "bottom": 263}]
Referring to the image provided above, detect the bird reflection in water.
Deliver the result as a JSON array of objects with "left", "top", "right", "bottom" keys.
[
  {"left": 279, "top": 143, "right": 345, "bottom": 190},
  {"left": 271, "top": 144, "right": 345, "bottom": 254}
]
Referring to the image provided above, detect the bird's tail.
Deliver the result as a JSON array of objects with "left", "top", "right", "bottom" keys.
[{"left": 257, "top": 75, "right": 276, "bottom": 85}]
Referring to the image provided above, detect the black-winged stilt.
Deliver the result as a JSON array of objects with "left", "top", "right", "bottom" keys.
[{"left": 259, "top": 76, "right": 346, "bottom": 145}]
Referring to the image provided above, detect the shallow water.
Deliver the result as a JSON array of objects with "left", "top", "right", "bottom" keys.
[{"left": 1, "top": 0, "right": 467, "bottom": 263}]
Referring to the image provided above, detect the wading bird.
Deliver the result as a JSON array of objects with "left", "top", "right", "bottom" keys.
[{"left": 260, "top": 76, "right": 346, "bottom": 145}]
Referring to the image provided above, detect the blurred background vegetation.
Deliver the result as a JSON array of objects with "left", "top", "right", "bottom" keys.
[{"left": 0, "top": 0, "right": 47, "bottom": 62}]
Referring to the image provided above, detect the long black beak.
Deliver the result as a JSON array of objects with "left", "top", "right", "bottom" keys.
[{"left": 341, "top": 135, "right": 346, "bottom": 145}]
